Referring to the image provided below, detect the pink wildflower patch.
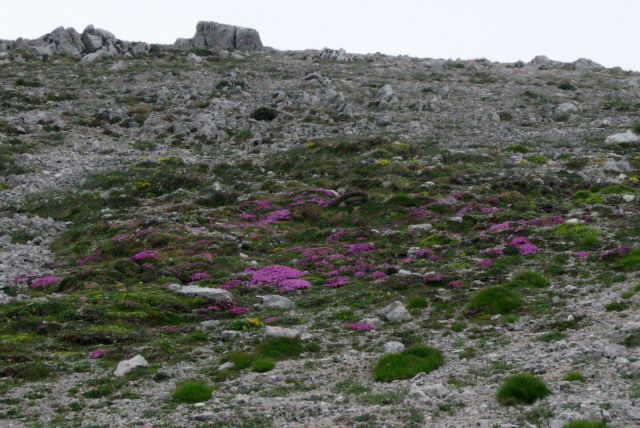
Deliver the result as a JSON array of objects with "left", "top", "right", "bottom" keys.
[
  {"left": 77, "top": 251, "right": 101, "bottom": 266},
  {"left": 346, "top": 243, "right": 374, "bottom": 255},
  {"left": 279, "top": 279, "right": 311, "bottom": 291},
  {"left": 255, "top": 199, "right": 273, "bottom": 210},
  {"left": 510, "top": 237, "right": 540, "bottom": 256},
  {"left": 347, "top": 322, "right": 374, "bottom": 331},
  {"left": 448, "top": 280, "right": 463, "bottom": 288},
  {"left": 575, "top": 251, "right": 590, "bottom": 258},
  {"left": 324, "top": 276, "right": 349, "bottom": 288},
  {"left": 477, "top": 259, "right": 493, "bottom": 268},
  {"left": 488, "top": 221, "right": 511, "bottom": 233},
  {"left": 229, "top": 306, "right": 249, "bottom": 315},
  {"left": 198, "top": 252, "right": 215, "bottom": 262},
  {"left": 220, "top": 280, "right": 243, "bottom": 290},
  {"left": 598, "top": 247, "right": 629, "bottom": 261},
  {"left": 251, "top": 265, "right": 305, "bottom": 285},
  {"left": 424, "top": 273, "right": 444, "bottom": 284},
  {"left": 414, "top": 248, "right": 439, "bottom": 260},
  {"left": 371, "top": 271, "right": 386, "bottom": 279},
  {"left": 131, "top": 250, "right": 157, "bottom": 262},
  {"left": 90, "top": 349, "right": 105, "bottom": 359},
  {"left": 481, "top": 247, "right": 504, "bottom": 257},
  {"left": 190, "top": 272, "right": 210, "bottom": 282},
  {"left": 31, "top": 275, "right": 61, "bottom": 289},
  {"left": 111, "top": 233, "right": 129, "bottom": 243},
  {"left": 260, "top": 209, "right": 291, "bottom": 225},
  {"left": 239, "top": 213, "right": 257, "bottom": 220}
]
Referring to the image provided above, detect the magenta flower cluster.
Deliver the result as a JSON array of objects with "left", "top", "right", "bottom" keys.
[
  {"left": 251, "top": 265, "right": 311, "bottom": 291},
  {"left": 346, "top": 322, "right": 374, "bottom": 331},
  {"left": 510, "top": 237, "right": 539, "bottom": 256},
  {"left": 324, "top": 276, "right": 349, "bottom": 288},
  {"left": 31, "top": 275, "right": 61, "bottom": 289},
  {"left": 190, "top": 272, "right": 210, "bottom": 282},
  {"left": 131, "top": 250, "right": 158, "bottom": 262}
]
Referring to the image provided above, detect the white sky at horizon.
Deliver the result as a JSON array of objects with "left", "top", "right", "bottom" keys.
[{"left": 1, "top": 0, "right": 639, "bottom": 71}]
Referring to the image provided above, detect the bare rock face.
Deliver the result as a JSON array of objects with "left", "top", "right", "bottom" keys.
[{"left": 181, "top": 21, "right": 263, "bottom": 51}]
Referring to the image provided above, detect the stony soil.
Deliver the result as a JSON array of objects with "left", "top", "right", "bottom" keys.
[{"left": 1, "top": 44, "right": 640, "bottom": 427}]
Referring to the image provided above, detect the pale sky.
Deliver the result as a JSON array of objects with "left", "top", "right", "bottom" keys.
[{"left": 1, "top": 0, "right": 638, "bottom": 71}]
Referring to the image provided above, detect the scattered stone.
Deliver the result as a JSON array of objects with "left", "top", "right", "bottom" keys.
[
  {"left": 114, "top": 355, "right": 148, "bottom": 377},
  {"left": 408, "top": 224, "right": 433, "bottom": 235},
  {"left": 604, "top": 130, "right": 640, "bottom": 145},
  {"left": 184, "top": 21, "right": 262, "bottom": 51},
  {"left": 383, "top": 341, "right": 405, "bottom": 354},
  {"left": 257, "top": 295, "right": 295, "bottom": 309},
  {"left": 424, "top": 383, "right": 448, "bottom": 398},
  {"left": 377, "top": 301, "right": 412, "bottom": 323},
  {"left": 170, "top": 284, "right": 233, "bottom": 302},
  {"left": 265, "top": 326, "right": 300, "bottom": 338},
  {"left": 221, "top": 330, "right": 241, "bottom": 340}
]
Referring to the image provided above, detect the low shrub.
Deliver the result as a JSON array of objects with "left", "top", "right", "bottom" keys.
[
  {"left": 496, "top": 373, "right": 550, "bottom": 405},
  {"left": 373, "top": 344, "right": 444, "bottom": 382},
  {"left": 172, "top": 380, "right": 212, "bottom": 403}
]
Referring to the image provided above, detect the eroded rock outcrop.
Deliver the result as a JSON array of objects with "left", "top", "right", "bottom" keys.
[{"left": 176, "top": 21, "right": 263, "bottom": 51}]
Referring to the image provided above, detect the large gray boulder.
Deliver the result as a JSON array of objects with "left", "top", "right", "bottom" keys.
[
  {"left": 43, "top": 26, "right": 84, "bottom": 56},
  {"left": 81, "top": 25, "right": 116, "bottom": 53},
  {"left": 180, "top": 21, "right": 262, "bottom": 51}
]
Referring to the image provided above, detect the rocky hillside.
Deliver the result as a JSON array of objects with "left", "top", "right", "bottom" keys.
[{"left": 1, "top": 21, "right": 640, "bottom": 428}]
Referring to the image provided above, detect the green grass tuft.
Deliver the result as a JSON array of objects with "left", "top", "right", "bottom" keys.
[
  {"left": 251, "top": 357, "right": 276, "bottom": 373},
  {"left": 256, "top": 337, "right": 304, "bottom": 360},
  {"left": 563, "top": 371, "right": 585, "bottom": 382},
  {"left": 373, "top": 344, "right": 444, "bottom": 382},
  {"left": 509, "top": 271, "right": 550, "bottom": 288},
  {"left": 562, "top": 420, "right": 607, "bottom": 428},
  {"left": 466, "top": 286, "right": 522, "bottom": 315},
  {"left": 496, "top": 373, "right": 550, "bottom": 405},
  {"left": 172, "top": 380, "right": 213, "bottom": 403}
]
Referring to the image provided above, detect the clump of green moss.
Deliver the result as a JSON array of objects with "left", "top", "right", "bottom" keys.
[
  {"left": 250, "top": 107, "right": 278, "bottom": 121},
  {"left": 373, "top": 344, "right": 444, "bottom": 382},
  {"left": 496, "top": 373, "right": 550, "bottom": 405},
  {"left": 172, "top": 380, "right": 213, "bottom": 403},
  {"left": 466, "top": 286, "right": 522, "bottom": 316},
  {"left": 256, "top": 337, "right": 303, "bottom": 360},
  {"left": 509, "top": 271, "right": 550, "bottom": 288},
  {"left": 563, "top": 371, "right": 585, "bottom": 382},
  {"left": 562, "top": 420, "right": 607, "bottom": 428},
  {"left": 554, "top": 224, "right": 600, "bottom": 249}
]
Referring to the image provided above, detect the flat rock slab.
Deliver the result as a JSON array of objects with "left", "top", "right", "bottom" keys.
[{"left": 170, "top": 284, "right": 233, "bottom": 302}]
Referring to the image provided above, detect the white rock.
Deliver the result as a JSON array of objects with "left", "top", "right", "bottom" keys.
[
  {"left": 408, "top": 224, "right": 433, "bottom": 235},
  {"left": 219, "top": 361, "right": 235, "bottom": 370},
  {"left": 603, "top": 342, "right": 628, "bottom": 358},
  {"left": 359, "top": 317, "right": 384, "bottom": 329},
  {"left": 556, "top": 102, "right": 578, "bottom": 115},
  {"left": 114, "top": 355, "right": 148, "bottom": 377},
  {"left": 221, "top": 330, "right": 241, "bottom": 340},
  {"left": 257, "top": 295, "right": 295, "bottom": 309},
  {"left": 604, "top": 130, "right": 640, "bottom": 145},
  {"left": 172, "top": 284, "right": 233, "bottom": 302},
  {"left": 200, "top": 320, "right": 220, "bottom": 328},
  {"left": 377, "top": 301, "right": 412, "bottom": 323},
  {"left": 424, "top": 383, "right": 448, "bottom": 398},
  {"left": 265, "top": 326, "right": 300, "bottom": 338},
  {"left": 187, "top": 53, "right": 203, "bottom": 63},
  {"left": 622, "top": 194, "right": 635, "bottom": 202},
  {"left": 384, "top": 341, "right": 405, "bottom": 354}
]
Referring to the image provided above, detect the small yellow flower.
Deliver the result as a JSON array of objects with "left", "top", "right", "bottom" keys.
[
  {"left": 376, "top": 159, "right": 391, "bottom": 167},
  {"left": 629, "top": 176, "right": 639, "bottom": 183},
  {"left": 246, "top": 318, "right": 262, "bottom": 327}
]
